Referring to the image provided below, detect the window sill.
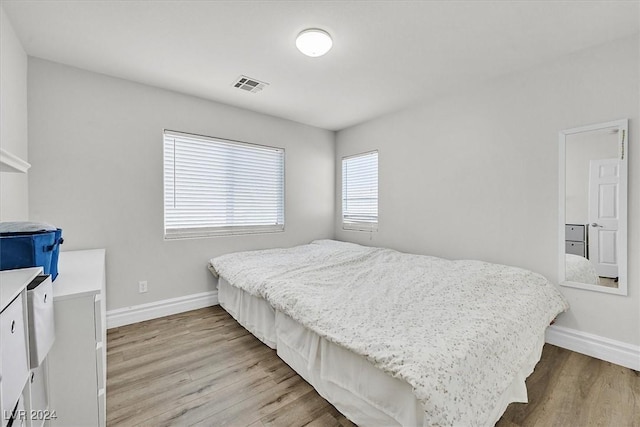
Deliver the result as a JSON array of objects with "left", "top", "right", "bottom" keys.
[
  {"left": 342, "top": 224, "right": 378, "bottom": 232},
  {"left": 165, "top": 226, "right": 284, "bottom": 240}
]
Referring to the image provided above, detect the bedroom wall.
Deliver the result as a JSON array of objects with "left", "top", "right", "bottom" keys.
[
  {"left": 28, "top": 58, "right": 335, "bottom": 311},
  {"left": 0, "top": 6, "right": 29, "bottom": 220},
  {"left": 335, "top": 35, "right": 640, "bottom": 346}
]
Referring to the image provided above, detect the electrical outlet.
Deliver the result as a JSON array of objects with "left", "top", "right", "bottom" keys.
[{"left": 138, "top": 281, "right": 148, "bottom": 293}]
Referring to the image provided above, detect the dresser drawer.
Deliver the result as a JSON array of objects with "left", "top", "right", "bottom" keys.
[
  {"left": 0, "top": 293, "right": 29, "bottom": 422},
  {"left": 98, "top": 389, "right": 105, "bottom": 427},
  {"left": 566, "top": 241, "right": 586, "bottom": 256},
  {"left": 565, "top": 224, "right": 586, "bottom": 242},
  {"left": 8, "top": 393, "right": 26, "bottom": 427},
  {"left": 96, "top": 343, "right": 105, "bottom": 391},
  {"left": 94, "top": 294, "right": 102, "bottom": 344},
  {"left": 27, "top": 276, "right": 56, "bottom": 368},
  {"left": 30, "top": 362, "right": 49, "bottom": 417}
]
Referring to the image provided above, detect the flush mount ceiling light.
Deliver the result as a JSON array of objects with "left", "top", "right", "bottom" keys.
[{"left": 296, "top": 28, "right": 333, "bottom": 57}]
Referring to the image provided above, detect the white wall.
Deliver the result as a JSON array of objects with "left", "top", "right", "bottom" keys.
[
  {"left": 335, "top": 36, "right": 640, "bottom": 346},
  {"left": 28, "top": 58, "right": 335, "bottom": 311},
  {"left": 0, "top": 6, "right": 29, "bottom": 220}
]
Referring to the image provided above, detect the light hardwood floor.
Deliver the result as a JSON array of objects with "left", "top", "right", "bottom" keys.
[{"left": 107, "top": 306, "right": 639, "bottom": 426}]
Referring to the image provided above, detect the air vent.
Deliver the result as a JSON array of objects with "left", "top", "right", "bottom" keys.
[{"left": 232, "top": 75, "right": 269, "bottom": 93}]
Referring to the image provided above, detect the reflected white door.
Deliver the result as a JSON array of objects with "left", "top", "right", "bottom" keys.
[{"left": 588, "top": 159, "right": 619, "bottom": 278}]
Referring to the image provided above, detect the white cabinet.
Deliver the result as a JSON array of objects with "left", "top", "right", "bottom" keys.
[
  {"left": 565, "top": 223, "right": 587, "bottom": 257},
  {"left": 47, "top": 249, "right": 106, "bottom": 427},
  {"left": 0, "top": 292, "right": 29, "bottom": 425},
  {"left": 1, "top": 250, "right": 106, "bottom": 427},
  {"left": 0, "top": 266, "right": 51, "bottom": 427}
]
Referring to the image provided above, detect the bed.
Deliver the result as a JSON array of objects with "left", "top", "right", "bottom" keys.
[
  {"left": 208, "top": 240, "right": 568, "bottom": 426},
  {"left": 565, "top": 253, "right": 600, "bottom": 285}
]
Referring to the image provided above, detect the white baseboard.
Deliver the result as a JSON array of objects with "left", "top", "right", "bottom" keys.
[
  {"left": 107, "top": 291, "right": 219, "bottom": 329},
  {"left": 546, "top": 325, "right": 640, "bottom": 371}
]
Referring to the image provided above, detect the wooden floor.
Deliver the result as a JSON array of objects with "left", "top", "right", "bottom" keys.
[{"left": 107, "top": 306, "right": 639, "bottom": 427}]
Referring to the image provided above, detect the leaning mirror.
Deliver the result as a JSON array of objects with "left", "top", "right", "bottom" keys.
[{"left": 559, "top": 119, "right": 628, "bottom": 295}]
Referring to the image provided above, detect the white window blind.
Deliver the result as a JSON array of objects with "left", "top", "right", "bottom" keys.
[
  {"left": 342, "top": 151, "right": 378, "bottom": 231},
  {"left": 163, "top": 130, "right": 284, "bottom": 238}
]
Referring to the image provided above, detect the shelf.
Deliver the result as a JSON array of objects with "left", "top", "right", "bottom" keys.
[{"left": 0, "top": 148, "right": 31, "bottom": 173}]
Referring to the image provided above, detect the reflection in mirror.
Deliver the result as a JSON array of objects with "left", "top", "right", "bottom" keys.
[{"left": 559, "top": 119, "right": 628, "bottom": 296}]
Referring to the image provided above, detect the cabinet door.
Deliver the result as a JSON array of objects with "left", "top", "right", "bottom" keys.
[
  {"left": 566, "top": 241, "right": 586, "bottom": 256},
  {"left": 27, "top": 276, "right": 56, "bottom": 369},
  {"left": 9, "top": 393, "right": 26, "bottom": 427},
  {"left": 48, "top": 296, "right": 99, "bottom": 427},
  {"left": 97, "top": 389, "right": 105, "bottom": 427},
  {"left": 1, "top": 293, "right": 29, "bottom": 424},
  {"left": 30, "top": 362, "right": 49, "bottom": 416},
  {"left": 565, "top": 224, "right": 585, "bottom": 242}
]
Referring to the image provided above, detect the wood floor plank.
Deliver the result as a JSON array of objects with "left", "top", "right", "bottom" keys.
[
  {"left": 112, "top": 371, "right": 275, "bottom": 426},
  {"left": 107, "top": 333, "right": 260, "bottom": 390},
  {"left": 107, "top": 370, "right": 193, "bottom": 412},
  {"left": 260, "top": 390, "right": 335, "bottom": 427},
  {"left": 498, "top": 346, "right": 640, "bottom": 426},
  {"left": 107, "top": 305, "right": 640, "bottom": 427},
  {"left": 109, "top": 347, "right": 286, "bottom": 419},
  {"left": 189, "top": 375, "right": 314, "bottom": 427},
  {"left": 304, "top": 412, "right": 343, "bottom": 427},
  {"left": 184, "top": 340, "right": 274, "bottom": 381}
]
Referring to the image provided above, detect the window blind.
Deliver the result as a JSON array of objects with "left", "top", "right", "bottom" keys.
[
  {"left": 342, "top": 151, "right": 378, "bottom": 231},
  {"left": 163, "top": 130, "right": 285, "bottom": 238}
]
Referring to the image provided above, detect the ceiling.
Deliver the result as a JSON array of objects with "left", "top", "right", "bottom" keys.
[{"left": 3, "top": 1, "right": 639, "bottom": 131}]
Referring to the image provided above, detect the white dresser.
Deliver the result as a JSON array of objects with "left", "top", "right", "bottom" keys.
[{"left": 47, "top": 249, "right": 106, "bottom": 427}]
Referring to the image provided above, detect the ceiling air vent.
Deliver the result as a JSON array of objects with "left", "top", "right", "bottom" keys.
[{"left": 232, "top": 75, "right": 269, "bottom": 93}]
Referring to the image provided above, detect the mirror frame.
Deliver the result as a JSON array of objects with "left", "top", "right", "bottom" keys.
[{"left": 558, "top": 118, "right": 628, "bottom": 296}]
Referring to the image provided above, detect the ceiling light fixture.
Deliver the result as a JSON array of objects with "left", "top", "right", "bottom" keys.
[{"left": 296, "top": 28, "right": 333, "bottom": 57}]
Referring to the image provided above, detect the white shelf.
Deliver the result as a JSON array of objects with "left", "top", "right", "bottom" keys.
[{"left": 0, "top": 148, "right": 31, "bottom": 173}]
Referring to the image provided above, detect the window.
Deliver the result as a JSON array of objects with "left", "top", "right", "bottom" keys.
[
  {"left": 163, "top": 130, "right": 284, "bottom": 239},
  {"left": 342, "top": 151, "right": 378, "bottom": 231}
]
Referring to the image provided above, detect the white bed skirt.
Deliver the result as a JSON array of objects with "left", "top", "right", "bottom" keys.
[
  {"left": 217, "top": 277, "right": 546, "bottom": 426},
  {"left": 276, "top": 310, "right": 426, "bottom": 426},
  {"left": 218, "top": 277, "right": 277, "bottom": 348}
]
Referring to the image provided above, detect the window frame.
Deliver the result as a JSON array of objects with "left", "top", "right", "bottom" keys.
[
  {"left": 341, "top": 150, "right": 379, "bottom": 232},
  {"left": 163, "top": 129, "right": 285, "bottom": 240}
]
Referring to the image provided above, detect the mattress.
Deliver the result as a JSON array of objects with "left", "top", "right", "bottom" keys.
[{"left": 217, "top": 275, "right": 547, "bottom": 426}]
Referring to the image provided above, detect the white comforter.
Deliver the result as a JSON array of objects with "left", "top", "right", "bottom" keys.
[
  {"left": 565, "top": 253, "right": 600, "bottom": 285},
  {"left": 210, "top": 240, "right": 569, "bottom": 426}
]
